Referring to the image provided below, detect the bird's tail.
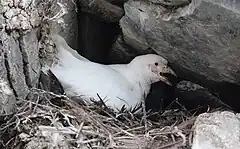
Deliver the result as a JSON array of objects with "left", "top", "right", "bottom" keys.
[{"left": 50, "top": 33, "right": 89, "bottom": 62}]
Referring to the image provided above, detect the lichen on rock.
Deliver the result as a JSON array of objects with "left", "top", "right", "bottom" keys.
[{"left": 2, "top": 0, "right": 41, "bottom": 30}]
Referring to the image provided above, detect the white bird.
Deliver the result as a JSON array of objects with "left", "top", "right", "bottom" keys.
[{"left": 46, "top": 33, "right": 176, "bottom": 112}]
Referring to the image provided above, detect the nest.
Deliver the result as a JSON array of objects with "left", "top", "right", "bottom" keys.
[{"left": 0, "top": 88, "right": 196, "bottom": 149}]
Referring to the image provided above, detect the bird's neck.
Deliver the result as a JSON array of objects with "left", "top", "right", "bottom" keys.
[
  {"left": 133, "top": 75, "right": 152, "bottom": 99},
  {"left": 114, "top": 64, "right": 152, "bottom": 98},
  {"left": 130, "top": 70, "right": 152, "bottom": 97}
]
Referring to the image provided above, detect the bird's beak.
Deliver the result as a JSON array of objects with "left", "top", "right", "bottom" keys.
[{"left": 159, "top": 67, "right": 177, "bottom": 86}]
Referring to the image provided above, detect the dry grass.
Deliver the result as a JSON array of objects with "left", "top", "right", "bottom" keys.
[{"left": 0, "top": 88, "right": 196, "bottom": 149}]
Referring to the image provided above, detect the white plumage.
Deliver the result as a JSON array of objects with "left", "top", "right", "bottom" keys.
[{"left": 47, "top": 33, "right": 176, "bottom": 112}]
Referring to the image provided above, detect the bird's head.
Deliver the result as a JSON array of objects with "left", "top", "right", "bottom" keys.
[{"left": 129, "top": 54, "right": 176, "bottom": 86}]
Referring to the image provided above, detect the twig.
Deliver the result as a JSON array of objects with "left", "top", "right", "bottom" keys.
[
  {"left": 158, "top": 140, "right": 184, "bottom": 149},
  {"left": 96, "top": 93, "right": 108, "bottom": 109},
  {"left": 77, "top": 138, "right": 101, "bottom": 144},
  {"left": 111, "top": 123, "right": 135, "bottom": 137},
  {"left": 141, "top": 97, "right": 148, "bottom": 133},
  {"left": 76, "top": 121, "right": 85, "bottom": 138}
]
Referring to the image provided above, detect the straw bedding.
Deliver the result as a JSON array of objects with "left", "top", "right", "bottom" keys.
[{"left": 0, "top": 88, "right": 196, "bottom": 149}]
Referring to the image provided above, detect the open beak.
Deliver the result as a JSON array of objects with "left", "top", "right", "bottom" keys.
[{"left": 159, "top": 67, "right": 177, "bottom": 86}]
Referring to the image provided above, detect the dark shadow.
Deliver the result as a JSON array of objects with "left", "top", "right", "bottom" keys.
[{"left": 77, "top": 11, "right": 120, "bottom": 64}]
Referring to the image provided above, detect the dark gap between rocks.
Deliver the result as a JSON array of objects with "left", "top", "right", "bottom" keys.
[
  {"left": 77, "top": 6, "right": 121, "bottom": 64},
  {"left": 170, "top": 63, "right": 240, "bottom": 112},
  {"left": 3, "top": 53, "right": 17, "bottom": 97},
  {"left": 19, "top": 34, "right": 32, "bottom": 88}
]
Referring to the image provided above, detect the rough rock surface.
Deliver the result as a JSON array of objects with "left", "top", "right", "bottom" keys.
[
  {"left": 1, "top": 0, "right": 40, "bottom": 30},
  {"left": 0, "top": 0, "right": 80, "bottom": 114},
  {"left": 49, "top": 0, "right": 79, "bottom": 50},
  {"left": 176, "top": 80, "right": 204, "bottom": 91},
  {"left": 0, "top": 0, "right": 44, "bottom": 113},
  {"left": 1, "top": 32, "right": 30, "bottom": 99},
  {"left": 192, "top": 111, "right": 240, "bottom": 149},
  {"left": 119, "top": 0, "right": 240, "bottom": 85},
  {"left": 0, "top": 48, "right": 16, "bottom": 114},
  {"left": 20, "top": 29, "right": 41, "bottom": 88}
]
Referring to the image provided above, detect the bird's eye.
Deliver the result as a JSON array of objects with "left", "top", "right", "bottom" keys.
[{"left": 154, "top": 62, "right": 158, "bottom": 66}]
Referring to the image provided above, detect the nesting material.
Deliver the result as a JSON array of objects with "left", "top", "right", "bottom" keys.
[{"left": 0, "top": 88, "right": 195, "bottom": 149}]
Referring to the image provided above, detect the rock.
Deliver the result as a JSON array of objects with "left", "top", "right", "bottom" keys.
[
  {"left": 176, "top": 80, "right": 203, "bottom": 91},
  {"left": 0, "top": 0, "right": 44, "bottom": 103},
  {"left": 119, "top": 0, "right": 240, "bottom": 85},
  {"left": 209, "top": 0, "right": 240, "bottom": 13},
  {"left": 109, "top": 35, "right": 152, "bottom": 64},
  {"left": 0, "top": 48, "right": 16, "bottom": 114},
  {"left": 0, "top": 79, "right": 16, "bottom": 114},
  {"left": 52, "top": 0, "right": 79, "bottom": 50},
  {"left": 20, "top": 29, "right": 41, "bottom": 88},
  {"left": 148, "top": 0, "right": 190, "bottom": 6},
  {"left": 192, "top": 111, "right": 240, "bottom": 149},
  {"left": 0, "top": 31, "right": 29, "bottom": 99},
  {"left": 115, "top": 0, "right": 240, "bottom": 112},
  {"left": 2, "top": 0, "right": 40, "bottom": 30},
  {"left": 78, "top": 0, "right": 124, "bottom": 23}
]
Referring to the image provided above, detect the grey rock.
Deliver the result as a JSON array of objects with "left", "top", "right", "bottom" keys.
[
  {"left": 60, "top": 0, "right": 78, "bottom": 50},
  {"left": 177, "top": 80, "right": 203, "bottom": 91},
  {"left": 50, "top": 0, "right": 79, "bottom": 50},
  {"left": 0, "top": 14, "right": 4, "bottom": 29},
  {"left": 207, "top": 0, "right": 240, "bottom": 13},
  {"left": 0, "top": 0, "right": 44, "bottom": 114},
  {"left": 119, "top": 0, "right": 240, "bottom": 85},
  {"left": 2, "top": 0, "right": 41, "bottom": 30},
  {"left": 20, "top": 29, "right": 41, "bottom": 88},
  {"left": 0, "top": 46, "right": 16, "bottom": 114},
  {"left": 109, "top": 35, "right": 152, "bottom": 64},
  {"left": 192, "top": 111, "right": 240, "bottom": 149},
  {"left": 0, "top": 31, "right": 29, "bottom": 99},
  {"left": 149, "top": 0, "right": 190, "bottom": 6},
  {"left": 0, "top": 79, "right": 16, "bottom": 114}
]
